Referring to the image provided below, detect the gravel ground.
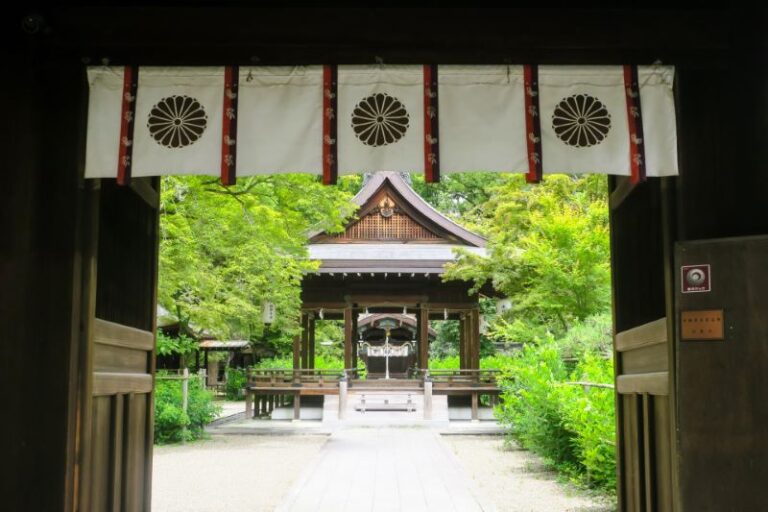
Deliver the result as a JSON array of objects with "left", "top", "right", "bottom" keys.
[
  {"left": 152, "top": 434, "right": 328, "bottom": 512},
  {"left": 442, "top": 435, "right": 616, "bottom": 512}
]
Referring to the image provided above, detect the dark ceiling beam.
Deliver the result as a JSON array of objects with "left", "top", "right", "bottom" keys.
[{"left": 9, "top": 7, "right": 742, "bottom": 66}]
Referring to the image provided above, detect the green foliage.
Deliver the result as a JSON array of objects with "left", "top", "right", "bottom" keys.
[
  {"left": 445, "top": 174, "right": 611, "bottom": 336},
  {"left": 429, "top": 355, "right": 461, "bottom": 370},
  {"left": 314, "top": 320, "right": 345, "bottom": 360},
  {"left": 429, "top": 320, "right": 459, "bottom": 359},
  {"left": 410, "top": 172, "right": 506, "bottom": 233},
  {"left": 253, "top": 355, "right": 367, "bottom": 377},
  {"left": 156, "top": 331, "right": 197, "bottom": 358},
  {"left": 158, "top": 174, "right": 357, "bottom": 345},
  {"left": 154, "top": 373, "right": 220, "bottom": 444},
  {"left": 429, "top": 354, "right": 516, "bottom": 370},
  {"left": 557, "top": 353, "right": 616, "bottom": 489},
  {"left": 225, "top": 367, "right": 247, "bottom": 401},
  {"left": 557, "top": 312, "right": 613, "bottom": 359},
  {"left": 494, "top": 322, "right": 616, "bottom": 491}
]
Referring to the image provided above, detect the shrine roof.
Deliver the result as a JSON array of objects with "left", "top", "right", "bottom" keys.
[{"left": 308, "top": 172, "right": 487, "bottom": 274}]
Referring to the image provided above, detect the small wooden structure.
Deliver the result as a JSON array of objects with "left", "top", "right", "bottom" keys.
[
  {"left": 297, "top": 171, "right": 491, "bottom": 373},
  {"left": 245, "top": 172, "right": 500, "bottom": 419}
]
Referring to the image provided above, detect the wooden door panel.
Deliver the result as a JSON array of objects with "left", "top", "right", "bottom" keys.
[
  {"left": 616, "top": 318, "right": 673, "bottom": 512},
  {"left": 88, "top": 319, "right": 154, "bottom": 512}
]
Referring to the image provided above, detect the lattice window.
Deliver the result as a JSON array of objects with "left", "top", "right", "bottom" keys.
[{"left": 335, "top": 212, "right": 441, "bottom": 241}]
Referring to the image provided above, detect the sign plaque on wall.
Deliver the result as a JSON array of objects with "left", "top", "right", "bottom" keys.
[{"left": 681, "top": 264, "right": 711, "bottom": 293}]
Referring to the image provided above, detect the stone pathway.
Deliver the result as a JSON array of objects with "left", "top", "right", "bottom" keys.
[{"left": 276, "top": 427, "right": 492, "bottom": 512}]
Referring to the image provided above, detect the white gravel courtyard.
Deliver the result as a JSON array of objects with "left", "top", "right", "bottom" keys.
[
  {"left": 152, "top": 429, "right": 614, "bottom": 511},
  {"left": 152, "top": 434, "right": 327, "bottom": 512}
]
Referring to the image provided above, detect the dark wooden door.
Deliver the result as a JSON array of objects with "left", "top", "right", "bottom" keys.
[
  {"left": 609, "top": 176, "right": 679, "bottom": 511},
  {"left": 79, "top": 179, "right": 160, "bottom": 512}
]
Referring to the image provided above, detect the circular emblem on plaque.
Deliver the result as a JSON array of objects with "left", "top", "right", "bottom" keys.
[
  {"left": 351, "top": 93, "right": 409, "bottom": 147},
  {"left": 686, "top": 268, "right": 706, "bottom": 286},
  {"left": 147, "top": 95, "right": 208, "bottom": 148},
  {"left": 552, "top": 94, "right": 611, "bottom": 147}
]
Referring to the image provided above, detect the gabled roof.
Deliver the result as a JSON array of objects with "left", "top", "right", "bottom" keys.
[
  {"left": 310, "top": 171, "right": 486, "bottom": 247},
  {"left": 307, "top": 172, "right": 487, "bottom": 275}
]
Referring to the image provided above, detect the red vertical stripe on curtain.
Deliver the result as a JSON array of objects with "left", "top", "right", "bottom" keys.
[
  {"left": 623, "top": 65, "right": 646, "bottom": 184},
  {"left": 322, "top": 65, "right": 338, "bottom": 185},
  {"left": 523, "top": 65, "right": 543, "bottom": 183},
  {"left": 423, "top": 64, "right": 440, "bottom": 183},
  {"left": 221, "top": 65, "right": 239, "bottom": 186},
  {"left": 117, "top": 65, "right": 138, "bottom": 185}
]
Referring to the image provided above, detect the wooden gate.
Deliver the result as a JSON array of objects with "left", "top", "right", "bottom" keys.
[
  {"left": 615, "top": 318, "right": 674, "bottom": 511},
  {"left": 78, "top": 179, "right": 160, "bottom": 511},
  {"left": 609, "top": 175, "right": 679, "bottom": 511}
]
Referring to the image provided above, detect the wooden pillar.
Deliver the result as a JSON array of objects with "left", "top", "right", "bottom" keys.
[
  {"left": 471, "top": 392, "right": 479, "bottom": 421},
  {"left": 470, "top": 308, "right": 481, "bottom": 369},
  {"left": 338, "top": 378, "right": 348, "bottom": 419},
  {"left": 300, "top": 313, "right": 309, "bottom": 369},
  {"left": 415, "top": 309, "right": 422, "bottom": 368},
  {"left": 419, "top": 306, "right": 429, "bottom": 370},
  {"left": 344, "top": 306, "right": 354, "bottom": 369},
  {"left": 292, "top": 332, "right": 300, "bottom": 370},
  {"left": 308, "top": 314, "right": 316, "bottom": 370},
  {"left": 293, "top": 393, "right": 301, "bottom": 421},
  {"left": 245, "top": 390, "right": 253, "bottom": 419},
  {"left": 459, "top": 315, "right": 466, "bottom": 370},
  {"left": 351, "top": 310, "right": 358, "bottom": 370}
]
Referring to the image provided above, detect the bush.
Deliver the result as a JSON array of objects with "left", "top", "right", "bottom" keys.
[
  {"left": 225, "top": 367, "right": 247, "bottom": 400},
  {"left": 428, "top": 354, "right": 517, "bottom": 370},
  {"left": 558, "top": 354, "right": 616, "bottom": 489},
  {"left": 154, "top": 372, "right": 220, "bottom": 444},
  {"left": 496, "top": 343, "right": 579, "bottom": 471},
  {"left": 495, "top": 320, "right": 616, "bottom": 491},
  {"left": 253, "top": 354, "right": 367, "bottom": 377}
]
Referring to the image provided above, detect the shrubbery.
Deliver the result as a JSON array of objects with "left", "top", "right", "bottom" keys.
[
  {"left": 225, "top": 367, "right": 247, "bottom": 400},
  {"left": 253, "top": 354, "right": 367, "bottom": 377},
  {"left": 154, "top": 372, "right": 220, "bottom": 444},
  {"left": 494, "top": 315, "right": 616, "bottom": 491}
]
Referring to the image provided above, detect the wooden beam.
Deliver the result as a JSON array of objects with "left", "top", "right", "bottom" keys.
[
  {"left": 93, "top": 318, "right": 154, "bottom": 351},
  {"left": 92, "top": 373, "right": 153, "bottom": 395},
  {"left": 345, "top": 294, "right": 428, "bottom": 306},
  {"left": 129, "top": 178, "right": 160, "bottom": 209},
  {"left": 344, "top": 307, "right": 353, "bottom": 369},
  {"left": 301, "top": 303, "right": 348, "bottom": 311},
  {"left": 419, "top": 306, "right": 429, "bottom": 369},
  {"left": 616, "top": 317, "right": 667, "bottom": 352},
  {"left": 423, "top": 302, "right": 479, "bottom": 310},
  {"left": 609, "top": 176, "right": 636, "bottom": 210},
  {"left": 617, "top": 372, "right": 669, "bottom": 396}
]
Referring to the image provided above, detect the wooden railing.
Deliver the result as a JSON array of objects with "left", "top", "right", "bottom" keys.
[
  {"left": 411, "top": 368, "right": 501, "bottom": 388},
  {"left": 246, "top": 368, "right": 359, "bottom": 388}
]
